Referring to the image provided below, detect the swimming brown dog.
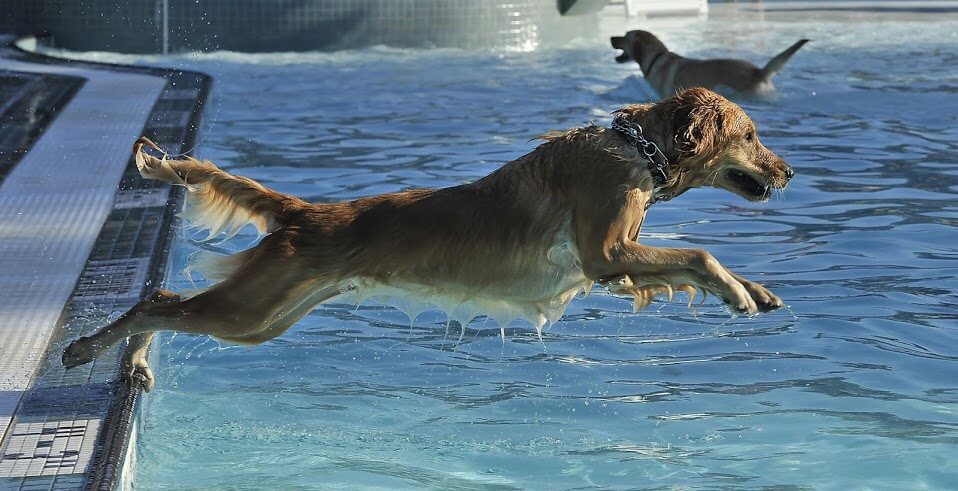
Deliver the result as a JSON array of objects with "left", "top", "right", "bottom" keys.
[
  {"left": 611, "top": 30, "right": 809, "bottom": 99},
  {"left": 63, "top": 88, "right": 793, "bottom": 391}
]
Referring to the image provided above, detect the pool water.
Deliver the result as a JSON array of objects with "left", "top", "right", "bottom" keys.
[{"left": 74, "top": 5, "right": 958, "bottom": 489}]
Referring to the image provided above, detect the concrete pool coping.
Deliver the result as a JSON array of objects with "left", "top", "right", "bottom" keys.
[{"left": 0, "top": 35, "right": 210, "bottom": 489}]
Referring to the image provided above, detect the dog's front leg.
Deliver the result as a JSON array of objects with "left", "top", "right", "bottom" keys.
[{"left": 585, "top": 242, "right": 780, "bottom": 315}]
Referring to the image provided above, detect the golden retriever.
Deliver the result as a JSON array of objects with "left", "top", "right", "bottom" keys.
[
  {"left": 611, "top": 30, "right": 809, "bottom": 99},
  {"left": 63, "top": 88, "right": 793, "bottom": 390}
]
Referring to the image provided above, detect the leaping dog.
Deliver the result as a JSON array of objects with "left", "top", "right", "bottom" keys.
[{"left": 63, "top": 88, "right": 793, "bottom": 391}]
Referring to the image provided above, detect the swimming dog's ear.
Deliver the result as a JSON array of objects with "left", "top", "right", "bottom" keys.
[{"left": 667, "top": 88, "right": 730, "bottom": 160}]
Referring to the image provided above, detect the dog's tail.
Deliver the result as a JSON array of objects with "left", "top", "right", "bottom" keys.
[
  {"left": 134, "top": 137, "right": 307, "bottom": 240},
  {"left": 760, "top": 39, "right": 809, "bottom": 79}
]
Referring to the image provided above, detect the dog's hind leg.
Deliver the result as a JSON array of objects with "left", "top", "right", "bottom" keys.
[
  {"left": 62, "top": 288, "right": 214, "bottom": 370},
  {"left": 63, "top": 231, "right": 329, "bottom": 370},
  {"left": 62, "top": 277, "right": 322, "bottom": 370},
  {"left": 121, "top": 333, "right": 156, "bottom": 390},
  {"left": 89, "top": 283, "right": 340, "bottom": 391},
  {"left": 213, "top": 284, "right": 342, "bottom": 345},
  {"left": 117, "top": 290, "right": 180, "bottom": 391}
]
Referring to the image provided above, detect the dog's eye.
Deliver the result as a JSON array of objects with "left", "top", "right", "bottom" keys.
[{"left": 745, "top": 131, "right": 754, "bottom": 142}]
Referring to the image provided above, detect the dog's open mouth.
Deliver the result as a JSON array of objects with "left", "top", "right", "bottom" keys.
[
  {"left": 610, "top": 36, "right": 631, "bottom": 63},
  {"left": 727, "top": 169, "right": 771, "bottom": 200}
]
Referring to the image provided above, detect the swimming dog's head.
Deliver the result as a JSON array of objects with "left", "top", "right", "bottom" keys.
[{"left": 610, "top": 30, "right": 670, "bottom": 74}]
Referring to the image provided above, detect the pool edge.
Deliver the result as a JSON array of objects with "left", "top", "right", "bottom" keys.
[{"left": 0, "top": 35, "right": 212, "bottom": 490}]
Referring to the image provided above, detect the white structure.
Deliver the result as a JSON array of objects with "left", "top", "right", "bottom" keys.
[{"left": 623, "top": 0, "right": 708, "bottom": 17}]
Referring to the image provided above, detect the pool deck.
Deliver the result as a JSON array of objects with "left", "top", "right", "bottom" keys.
[{"left": 0, "top": 37, "right": 210, "bottom": 489}]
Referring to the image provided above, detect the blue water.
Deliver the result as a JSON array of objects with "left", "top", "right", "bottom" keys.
[{"left": 75, "top": 8, "right": 958, "bottom": 489}]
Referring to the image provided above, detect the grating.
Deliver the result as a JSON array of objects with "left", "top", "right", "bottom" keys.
[
  {"left": 111, "top": 187, "right": 171, "bottom": 210},
  {"left": 160, "top": 87, "right": 201, "bottom": 101},
  {"left": 148, "top": 110, "right": 191, "bottom": 129},
  {"left": 89, "top": 207, "right": 166, "bottom": 263},
  {"left": 152, "top": 98, "right": 197, "bottom": 112},
  {"left": 142, "top": 126, "right": 187, "bottom": 147},
  {"left": 72, "top": 258, "right": 150, "bottom": 303}
]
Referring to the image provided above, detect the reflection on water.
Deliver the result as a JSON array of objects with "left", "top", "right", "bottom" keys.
[{"left": 121, "top": 12, "right": 958, "bottom": 490}]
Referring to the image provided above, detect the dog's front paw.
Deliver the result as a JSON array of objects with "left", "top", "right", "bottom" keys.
[
  {"left": 712, "top": 280, "right": 759, "bottom": 315},
  {"left": 741, "top": 280, "right": 783, "bottom": 313},
  {"left": 62, "top": 337, "right": 97, "bottom": 369}
]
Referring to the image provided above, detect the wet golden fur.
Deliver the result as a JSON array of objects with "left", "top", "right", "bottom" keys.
[{"left": 63, "top": 88, "right": 793, "bottom": 390}]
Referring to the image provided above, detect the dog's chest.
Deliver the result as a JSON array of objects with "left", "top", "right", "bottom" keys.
[{"left": 338, "top": 232, "right": 591, "bottom": 332}]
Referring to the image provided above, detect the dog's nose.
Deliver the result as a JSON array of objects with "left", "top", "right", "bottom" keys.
[{"left": 784, "top": 166, "right": 795, "bottom": 181}]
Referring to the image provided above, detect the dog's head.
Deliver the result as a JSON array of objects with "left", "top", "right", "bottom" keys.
[
  {"left": 668, "top": 88, "right": 793, "bottom": 201},
  {"left": 614, "top": 88, "right": 794, "bottom": 202},
  {"left": 610, "top": 30, "right": 669, "bottom": 73}
]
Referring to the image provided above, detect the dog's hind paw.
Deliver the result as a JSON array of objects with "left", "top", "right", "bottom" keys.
[
  {"left": 121, "top": 351, "right": 155, "bottom": 392},
  {"left": 123, "top": 362, "right": 155, "bottom": 393},
  {"left": 62, "top": 337, "right": 97, "bottom": 369}
]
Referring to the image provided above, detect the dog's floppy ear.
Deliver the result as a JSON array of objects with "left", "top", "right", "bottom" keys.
[{"left": 667, "top": 88, "right": 731, "bottom": 160}]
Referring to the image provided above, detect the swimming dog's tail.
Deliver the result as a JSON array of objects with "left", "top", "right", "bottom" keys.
[
  {"left": 760, "top": 39, "right": 809, "bottom": 79},
  {"left": 134, "top": 137, "right": 307, "bottom": 240}
]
